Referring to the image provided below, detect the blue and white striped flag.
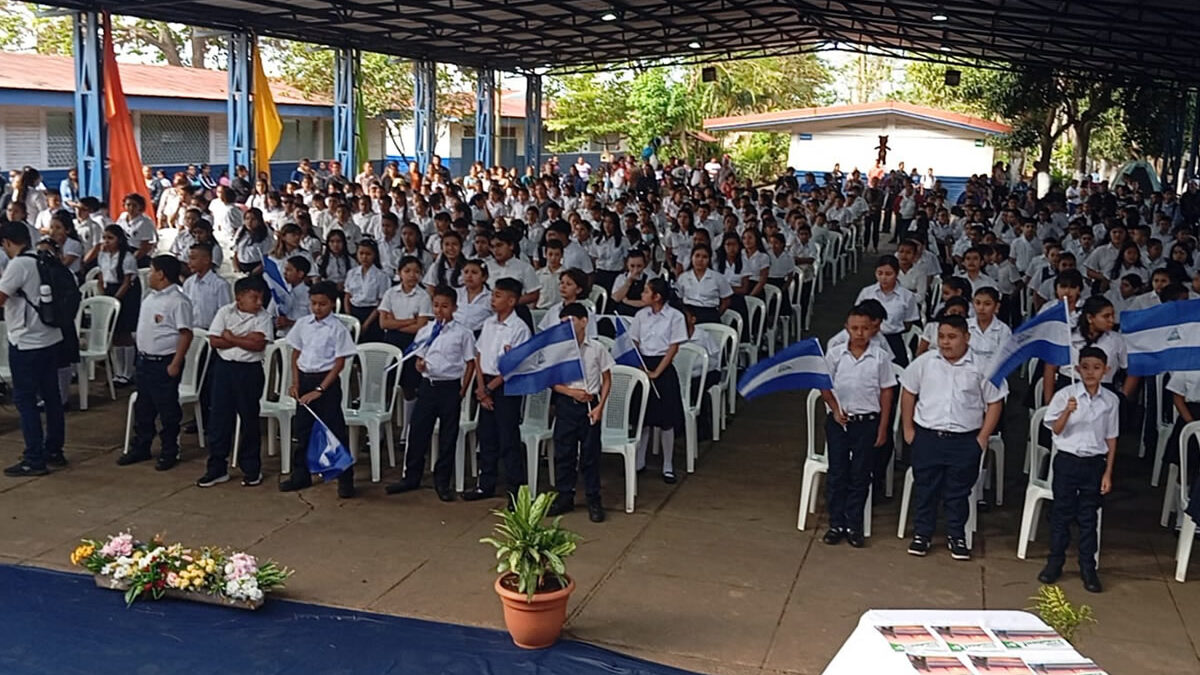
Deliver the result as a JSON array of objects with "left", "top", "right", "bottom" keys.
[
  {"left": 610, "top": 317, "right": 642, "bottom": 368},
  {"left": 305, "top": 408, "right": 353, "bottom": 480},
  {"left": 736, "top": 338, "right": 832, "bottom": 400},
  {"left": 986, "top": 299, "right": 1072, "bottom": 386},
  {"left": 498, "top": 320, "right": 584, "bottom": 396},
  {"left": 1121, "top": 298, "right": 1200, "bottom": 376},
  {"left": 262, "top": 257, "right": 291, "bottom": 316}
]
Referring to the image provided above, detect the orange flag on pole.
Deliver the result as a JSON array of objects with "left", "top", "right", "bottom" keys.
[{"left": 102, "top": 13, "right": 154, "bottom": 221}]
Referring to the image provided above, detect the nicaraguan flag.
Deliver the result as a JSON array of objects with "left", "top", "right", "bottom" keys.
[
  {"left": 262, "top": 257, "right": 291, "bottom": 316},
  {"left": 610, "top": 317, "right": 642, "bottom": 368},
  {"left": 305, "top": 412, "right": 353, "bottom": 480},
  {"left": 1121, "top": 298, "right": 1200, "bottom": 376},
  {"left": 986, "top": 299, "right": 1072, "bottom": 386},
  {"left": 736, "top": 337, "right": 832, "bottom": 400},
  {"left": 498, "top": 320, "right": 584, "bottom": 396}
]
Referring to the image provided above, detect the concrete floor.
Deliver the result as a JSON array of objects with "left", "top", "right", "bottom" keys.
[{"left": 3, "top": 256, "right": 1200, "bottom": 674}]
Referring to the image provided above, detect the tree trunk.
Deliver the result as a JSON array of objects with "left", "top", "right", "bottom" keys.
[
  {"left": 1073, "top": 122, "right": 1092, "bottom": 180},
  {"left": 189, "top": 34, "right": 207, "bottom": 69}
]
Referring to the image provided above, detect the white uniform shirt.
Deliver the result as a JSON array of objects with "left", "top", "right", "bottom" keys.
[
  {"left": 136, "top": 285, "right": 193, "bottom": 356},
  {"left": 855, "top": 283, "right": 919, "bottom": 335},
  {"left": 630, "top": 305, "right": 687, "bottom": 357},
  {"left": 676, "top": 268, "right": 733, "bottom": 308},
  {"left": 234, "top": 231, "right": 273, "bottom": 265},
  {"left": 1044, "top": 382, "right": 1119, "bottom": 458},
  {"left": 767, "top": 249, "right": 796, "bottom": 278},
  {"left": 560, "top": 338, "right": 615, "bottom": 395},
  {"left": 1167, "top": 371, "right": 1200, "bottom": 402},
  {"left": 955, "top": 271, "right": 999, "bottom": 294},
  {"left": 535, "top": 266, "right": 563, "bottom": 309},
  {"left": 60, "top": 238, "right": 84, "bottom": 275},
  {"left": 477, "top": 312, "right": 531, "bottom": 375},
  {"left": 966, "top": 317, "right": 1012, "bottom": 372},
  {"left": 486, "top": 257, "right": 539, "bottom": 297},
  {"left": 900, "top": 348, "right": 1007, "bottom": 432},
  {"left": 593, "top": 238, "right": 628, "bottom": 272},
  {"left": 455, "top": 287, "right": 493, "bottom": 332},
  {"left": 119, "top": 213, "right": 157, "bottom": 248},
  {"left": 687, "top": 327, "right": 722, "bottom": 376},
  {"left": 1059, "top": 329, "right": 1127, "bottom": 383},
  {"left": 0, "top": 253, "right": 63, "bottom": 349},
  {"left": 208, "top": 303, "right": 273, "bottom": 363},
  {"left": 97, "top": 249, "right": 137, "bottom": 285},
  {"left": 827, "top": 330, "right": 895, "bottom": 360},
  {"left": 538, "top": 302, "right": 598, "bottom": 338},
  {"left": 742, "top": 250, "right": 769, "bottom": 284},
  {"left": 344, "top": 265, "right": 391, "bottom": 307},
  {"left": 182, "top": 270, "right": 232, "bottom": 330},
  {"left": 379, "top": 284, "right": 433, "bottom": 320},
  {"left": 825, "top": 341, "right": 897, "bottom": 415},
  {"left": 412, "top": 318, "right": 476, "bottom": 381},
  {"left": 287, "top": 313, "right": 357, "bottom": 373}
]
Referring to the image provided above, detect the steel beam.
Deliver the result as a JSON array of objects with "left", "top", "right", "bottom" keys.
[
  {"left": 523, "top": 74, "right": 542, "bottom": 172},
  {"left": 413, "top": 59, "right": 436, "bottom": 172},
  {"left": 475, "top": 67, "right": 495, "bottom": 166},
  {"left": 72, "top": 10, "right": 104, "bottom": 198},
  {"left": 227, "top": 31, "right": 252, "bottom": 179},
  {"left": 333, "top": 47, "right": 360, "bottom": 175}
]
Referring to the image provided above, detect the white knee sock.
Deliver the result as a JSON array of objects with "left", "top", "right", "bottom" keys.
[
  {"left": 637, "top": 429, "right": 651, "bottom": 471},
  {"left": 57, "top": 367, "right": 72, "bottom": 405},
  {"left": 661, "top": 428, "right": 676, "bottom": 475},
  {"left": 402, "top": 399, "right": 416, "bottom": 442}
]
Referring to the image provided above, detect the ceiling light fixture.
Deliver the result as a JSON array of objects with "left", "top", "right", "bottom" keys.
[
  {"left": 938, "top": 42, "right": 952, "bottom": 52},
  {"left": 932, "top": 5, "right": 949, "bottom": 21},
  {"left": 688, "top": 40, "right": 702, "bottom": 49},
  {"left": 601, "top": 11, "right": 618, "bottom": 21}
]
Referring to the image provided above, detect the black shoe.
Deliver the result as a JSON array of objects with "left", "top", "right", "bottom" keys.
[
  {"left": 46, "top": 453, "right": 68, "bottom": 467},
  {"left": 1037, "top": 563, "right": 1063, "bottom": 585},
  {"left": 1081, "top": 568, "right": 1103, "bottom": 593},
  {"left": 182, "top": 422, "right": 198, "bottom": 434},
  {"left": 461, "top": 488, "right": 495, "bottom": 502},
  {"left": 907, "top": 535, "right": 931, "bottom": 557},
  {"left": 337, "top": 473, "right": 355, "bottom": 499},
  {"left": 278, "top": 476, "right": 312, "bottom": 492},
  {"left": 3, "top": 461, "right": 48, "bottom": 477},
  {"left": 663, "top": 471, "right": 677, "bottom": 484},
  {"left": 241, "top": 473, "right": 263, "bottom": 487},
  {"left": 116, "top": 452, "right": 151, "bottom": 466},
  {"left": 547, "top": 496, "right": 575, "bottom": 517},
  {"left": 155, "top": 456, "right": 179, "bottom": 472},
  {"left": 196, "top": 472, "right": 230, "bottom": 488},
  {"left": 823, "top": 528, "right": 845, "bottom": 545},
  {"left": 385, "top": 481, "right": 419, "bottom": 495},
  {"left": 436, "top": 486, "right": 456, "bottom": 502},
  {"left": 587, "top": 497, "right": 605, "bottom": 523},
  {"left": 113, "top": 376, "right": 132, "bottom": 389},
  {"left": 948, "top": 537, "right": 971, "bottom": 561},
  {"left": 845, "top": 530, "right": 866, "bottom": 548}
]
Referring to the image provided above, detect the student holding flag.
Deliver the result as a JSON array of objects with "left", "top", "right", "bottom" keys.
[
  {"left": 820, "top": 305, "right": 897, "bottom": 548},
  {"left": 467, "top": 278, "right": 532, "bottom": 503},
  {"left": 386, "top": 285, "right": 476, "bottom": 501},
  {"left": 378, "top": 255, "right": 433, "bottom": 441},
  {"left": 1042, "top": 296, "right": 1136, "bottom": 407},
  {"left": 280, "top": 281, "right": 358, "bottom": 498},
  {"left": 631, "top": 278, "right": 688, "bottom": 484}
]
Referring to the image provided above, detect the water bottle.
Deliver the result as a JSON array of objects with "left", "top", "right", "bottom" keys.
[{"left": 38, "top": 284, "right": 52, "bottom": 305}]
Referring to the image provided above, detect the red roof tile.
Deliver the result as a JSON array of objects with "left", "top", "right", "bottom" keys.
[{"left": 704, "top": 100, "right": 1011, "bottom": 135}]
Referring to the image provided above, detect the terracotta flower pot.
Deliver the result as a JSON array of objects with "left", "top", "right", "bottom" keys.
[{"left": 493, "top": 574, "right": 575, "bottom": 649}]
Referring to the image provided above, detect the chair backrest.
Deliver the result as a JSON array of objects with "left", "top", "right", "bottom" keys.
[
  {"left": 763, "top": 285, "right": 782, "bottom": 328},
  {"left": 258, "top": 340, "right": 289, "bottom": 405},
  {"left": 674, "top": 343, "right": 707, "bottom": 410},
  {"left": 594, "top": 335, "right": 615, "bottom": 350},
  {"left": 1156, "top": 373, "right": 1175, "bottom": 427},
  {"left": 1180, "top": 421, "right": 1200, "bottom": 510},
  {"left": 1028, "top": 406, "right": 1053, "bottom": 490},
  {"left": 80, "top": 267, "right": 103, "bottom": 299},
  {"left": 579, "top": 298, "right": 596, "bottom": 313},
  {"left": 334, "top": 313, "right": 361, "bottom": 343},
  {"left": 522, "top": 388, "right": 552, "bottom": 430},
  {"left": 744, "top": 296, "right": 766, "bottom": 346},
  {"left": 354, "top": 343, "right": 402, "bottom": 413},
  {"left": 805, "top": 388, "right": 826, "bottom": 461},
  {"left": 603, "top": 365, "right": 649, "bottom": 444},
  {"left": 588, "top": 285, "right": 608, "bottom": 314},
  {"left": 720, "top": 309, "right": 743, "bottom": 340},
  {"left": 786, "top": 275, "right": 800, "bottom": 306},
  {"left": 698, "top": 323, "right": 738, "bottom": 372},
  {"left": 530, "top": 308, "right": 548, "bottom": 332},
  {"left": 179, "top": 328, "right": 210, "bottom": 393},
  {"left": 75, "top": 295, "right": 120, "bottom": 353}
]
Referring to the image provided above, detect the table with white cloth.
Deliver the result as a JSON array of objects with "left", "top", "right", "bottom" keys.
[{"left": 823, "top": 609, "right": 1107, "bottom": 674}]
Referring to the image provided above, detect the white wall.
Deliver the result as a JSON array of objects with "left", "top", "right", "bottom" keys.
[
  {"left": 384, "top": 119, "right": 456, "bottom": 160},
  {"left": 786, "top": 122, "right": 995, "bottom": 178}
]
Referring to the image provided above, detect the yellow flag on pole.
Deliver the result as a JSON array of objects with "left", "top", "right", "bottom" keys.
[{"left": 251, "top": 40, "right": 282, "bottom": 182}]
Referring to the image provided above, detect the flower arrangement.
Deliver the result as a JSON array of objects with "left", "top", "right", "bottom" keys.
[{"left": 71, "top": 531, "right": 292, "bottom": 609}]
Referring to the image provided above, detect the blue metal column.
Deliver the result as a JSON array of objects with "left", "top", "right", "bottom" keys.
[
  {"left": 72, "top": 10, "right": 103, "bottom": 198},
  {"left": 413, "top": 59, "right": 436, "bottom": 171},
  {"left": 333, "top": 47, "right": 360, "bottom": 173},
  {"left": 475, "top": 67, "right": 495, "bottom": 165},
  {"left": 226, "top": 32, "right": 251, "bottom": 179},
  {"left": 524, "top": 73, "right": 542, "bottom": 171}
]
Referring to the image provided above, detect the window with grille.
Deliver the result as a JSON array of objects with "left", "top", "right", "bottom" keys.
[
  {"left": 275, "top": 118, "right": 320, "bottom": 162},
  {"left": 46, "top": 111, "right": 76, "bottom": 169},
  {"left": 139, "top": 114, "right": 210, "bottom": 166}
]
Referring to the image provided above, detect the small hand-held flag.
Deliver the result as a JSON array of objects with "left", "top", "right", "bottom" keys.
[
  {"left": 610, "top": 318, "right": 643, "bottom": 368},
  {"left": 303, "top": 404, "right": 353, "bottom": 480},
  {"left": 736, "top": 337, "right": 832, "bottom": 400},
  {"left": 1121, "top": 297, "right": 1200, "bottom": 376},
  {"left": 498, "top": 320, "right": 584, "bottom": 396},
  {"left": 986, "top": 299, "right": 1073, "bottom": 387},
  {"left": 262, "top": 257, "right": 291, "bottom": 316}
]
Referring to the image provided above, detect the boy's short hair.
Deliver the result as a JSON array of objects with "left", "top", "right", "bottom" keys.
[
  {"left": 432, "top": 284, "right": 457, "bottom": 305},
  {"left": 963, "top": 246, "right": 982, "bottom": 259},
  {"left": 943, "top": 276, "right": 973, "bottom": 297},
  {"left": 1078, "top": 345, "right": 1108, "bottom": 365},
  {"left": 1160, "top": 282, "right": 1189, "bottom": 302},
  {"left": 0, "top": 221, "right": 31, "bottom": 247},
  {"left": 559, "top": 302, "right": 588, "bottom": 320},
  {"left": 544, "top": 239, "right": 564, "bottom": 252},
  {"left": 189, "top": 242, "right": 213, "bottom": 257},
  {"left": 897, "top": 239, "right": 917, "bottom": 252},
  {"left": 286, "top": 255, "right": 312, "bottom": 276},
  {"left": 123, "top": 193, "right": 146, "bottom": 209},
  {"left": 494, "top": 277, "right": 523, "bottom": 298},
  {"left": 310, "top": 280, "right": 340, "bottom": 303},
  {"left": 942, "top": 296, "right": 971, "bottom": 314},
  {"left": 1055, "top": 268, "right": 1085, "bottom": 290},
  {"left": 547, "top": 219, "right": 571, "bottom": 236},
  {"left": 847, "top": 305, "right": 872, "bottom": 320},
  {"left": 937, "top": 314, "right": 969, "bottom": 334},
  {"left": 234, "top": 275, "right": 267, "bottom": 298},
  {"left": 973, "top": 286, "right": 1001, "bottom": 303},
  {"left": 397, "top": 255, "right": 424, "bottom": 271},
  {"left": 1058, "top": 251, "right": 1076, "bottom": 263},
  {"left": 855, "top": 299, "right": 888, "bottom": 322},
  {"left": 992, "top": 242, "right": 1010, "bottom": 257},
  {"left": 151, "top": 255, "right": 182, "bottom": 284},
  {"left": 558, "top": 267, "right": 590, "bottom": 295},
  {"left": 1120, "top": 273, "right": 1144, "bottom": 288},
  {"left": 492, "top": 228, "right": 521, "bottom": 246}
]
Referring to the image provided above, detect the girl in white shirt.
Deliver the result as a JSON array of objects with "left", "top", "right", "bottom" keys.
[
  {"left": 538, "top": 268, "right": 597, "bottom": 337},
  {"left": 379, "top": 256, "right": 433, "bottom": 429},
  {"left": 424, "top": 231, "right": 466, "bottom": 291},
  {"left": 269, "top": 223, "right": 316, "bottom": 279},
  {"left": 318, "top": 230, "right": 352, "bottom": 289},
  {"left": 343, "top": 238, "right": 391, "bottom": 344},
  {"left": 631, "top": 277, "right": 688, "bottom": 484},
  {"left": 967, "top": 287, "right": 1012, "bottom": 371},
  {"left": 740, "top": 228, "right": 770, "bottom": 300},
  {"left": 592, "top": 211, "right": 628, "bottom": 292},
  {"left": 675, "top": 243, "right": 732, "bottom": 325},
  {"left": 48, "top": 211, "right": 83, "bottom": 277},
  {"left": 234, "top": 208, "right": 274, "bottom": 275},
  {"left": 454, "top": 259, "right": 492, "bottom": 334},
  {"left": 716, "top": 232, "right": 751, "bottom": 336},
  {"left": 95, "top": 225, "right": 140, "bottom": 385}
]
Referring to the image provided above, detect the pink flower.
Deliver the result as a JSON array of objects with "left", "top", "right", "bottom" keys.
[
  {"left": 224, "top": 552, "right": 259, "bottom": 580},
  {"left": 100, "top": 533, "right": 134, "bottom": 558}
]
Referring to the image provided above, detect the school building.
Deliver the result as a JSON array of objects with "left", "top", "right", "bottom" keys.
[{"left": 704, "top": 100, "right": 1012, "bottom": 200}]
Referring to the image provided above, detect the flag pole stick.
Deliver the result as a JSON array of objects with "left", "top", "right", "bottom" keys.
[
  {"left": 633, "top": 347, "right": 662, "bottom": 399},
  {"left": 572, "top": 332, "right": 597, "bottom": 423},
  {"left": 1063, "top": 295, "right": 1077, "bottom": 391}
]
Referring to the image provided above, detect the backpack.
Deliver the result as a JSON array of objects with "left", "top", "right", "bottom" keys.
[{"left": 20, "top": 250, "right": 82, "bottom": 329}]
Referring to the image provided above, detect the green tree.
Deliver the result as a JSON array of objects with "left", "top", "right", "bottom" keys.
[
  {"left": 627, "top": 68, "right": 698, "bottom": 155},
  {"left": 898, "top": 61, "right": 996, "bottom": 118},
  {"left": 543, "top": 74, "right": 629, "bottom": 153},
  {"left": 692, "top": 54, "right": 832, "bottom": 117}
]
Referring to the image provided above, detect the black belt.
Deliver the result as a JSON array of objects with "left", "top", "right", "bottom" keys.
[
  {"left": 1057, "top": 452, "right": 1107, "bottom": 462},
  {"left": 138, "top": 353, "right": 174, "bottom": 362},
  {"left": 918, "top": 425, "right": 978, "bottom": 438},
  {"left": 846, "top": 413, "right": 879, "bottom": 423},
  {"left": 423, "top": 378, "right": 460, "bottom": 386}
]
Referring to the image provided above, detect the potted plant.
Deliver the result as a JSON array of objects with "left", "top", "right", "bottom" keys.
[{"left": 481, "top": 485, "right": 579, "bottom": 649}]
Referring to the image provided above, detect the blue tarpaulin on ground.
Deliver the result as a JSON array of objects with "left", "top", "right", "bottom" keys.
[{"left": 0, "top": 564, "right": 697, "bottom": 675}]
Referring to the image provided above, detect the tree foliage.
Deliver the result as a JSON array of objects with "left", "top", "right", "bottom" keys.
[{"left": 543, "top": 74, "right": 628, "bottom": 153}]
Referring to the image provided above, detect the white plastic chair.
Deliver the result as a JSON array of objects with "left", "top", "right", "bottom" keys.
[
  {"left": 334, "top": 313, "right": 362, "bottom": 343},
  {"left": 234, "top": 340, "right": 298, "bottom": 474},
  {"left": 797, "top": 389, "right": 873, "bottom": 536},
  {"left": 1151, "top": 373, "right": 1176, "bottom": 487},
  {"left": 698, "top": 323, "right": 737, "bottom": 441},
  {"left": 674, "top": 343, "right": 707, "bottom": 473},
  {"left": 715, "top": 315, "right": 743, "bottom": 418},
  {"left": 521, "top": 388, "right": 555, "bottom": 494},
  {"left": 344, "top": 343, "right": 402, "bottom": 482},
  {"left": 739, "top": 296, "right": 767, "bottom": 368},
  {"left": 1174, "top": 421, "right": 1200, "bottom": 582},
  {"left": 600, "top": 365, "right": 650, "bottom": 513},
  {"left": 588, "top": 285, "right": 608, "bottom": 315},
  {"left": 530, "top": 308, "right": 548, "bottom": 331},
  {"left": 428, "top": 393, "right": 479, "bottom": 493},
  {"left": 0, "top": 323, "right": 9, "bottom": 385},
  {"left": 594, "top": 335, "right": 614, "bottom": 350},
  {"left": 122, "top": 328, "right": 212, "bottom": 456},
  {"left": 762, "top": 285, "right": 783, "bottom": 356},
  {"left": 80, "top": 267, "right": 103, "bottom": 299},
  {"left": 74, "top": 295, "right": 120, "bottom": 410}
]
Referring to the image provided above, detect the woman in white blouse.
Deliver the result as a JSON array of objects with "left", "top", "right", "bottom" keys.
[
  {"left": 675, "top": 242, "right": 732, "bottom": 325},
  {"left": 740, "top": 228, "right": 770, "bottom": 300},
  {"left": 343, "top": 238, "right": 391, "bottom": 343},
  {"left": 592, "top": 210, "right": 628, "bottom": 293}
]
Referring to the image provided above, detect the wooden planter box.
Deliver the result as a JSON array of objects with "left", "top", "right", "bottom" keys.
[{"left": 92, "top": 574, "right": 264, "bottom": 610}]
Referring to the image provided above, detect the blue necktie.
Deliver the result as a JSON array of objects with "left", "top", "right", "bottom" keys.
[{"left": 429, "top": 321, "right": 443, "bottom": 345}]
